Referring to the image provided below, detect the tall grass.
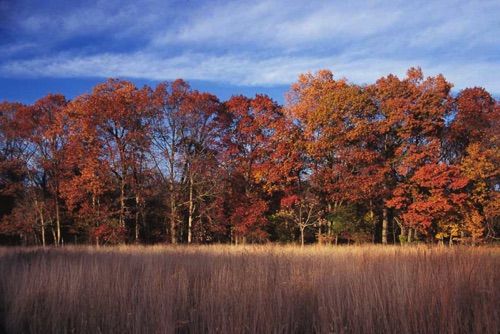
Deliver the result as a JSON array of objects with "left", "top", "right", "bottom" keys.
[{"left": 0, "top": 245, "right": 498, "bottom": 333}]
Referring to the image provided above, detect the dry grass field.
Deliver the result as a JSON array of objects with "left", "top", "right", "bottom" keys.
[{"left": 0, "top": 245, "right": 498, "bottom": 333}]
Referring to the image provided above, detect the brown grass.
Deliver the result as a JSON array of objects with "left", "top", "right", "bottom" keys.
[{"left": 0, "top": 245, "right": 498, "bottom": 333}]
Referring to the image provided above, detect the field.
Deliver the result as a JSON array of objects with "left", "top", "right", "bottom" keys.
[{"left": 0, "top": 245, "right": 498, "bottom": 334}]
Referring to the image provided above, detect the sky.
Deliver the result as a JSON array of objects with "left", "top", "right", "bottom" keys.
[{"left": 1, "top": 0, "right": 499, "bottom": 105}]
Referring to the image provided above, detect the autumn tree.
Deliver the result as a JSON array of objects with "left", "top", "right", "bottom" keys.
[
  {"left": 63, "top": 79, "right": 152, "bottom": 244},
  {"left": 275, "top": 178, "right": 324, "bottom": 246},
  {"left": 152, "top": 80, "right": 226, "bottom": 243},
  {"left": 63, "top": 99, "right": 116, "bottom": 244},
  {"left": 371, "top": 68, "right": 454, "bottom": 242},
  {"left": 0, "top": 97, "right": 70, "bottom": 246},
  {"left": 20, "top": 94, "right": 69, "bottom": 245},
  {"left": 284, "top": 70, "right": 383, "bottom": 243},
  {"left": 176, "top": 90, "right": 225, "bottom": 244},
  {"left": 0, "top": 101, "right": 34, "bottom": 243},
  {"left": 151, "top": 80, "right": 189, "bottom": 243},
  {"left": 0, "top": 101, "right": 26, "bottom": 204},
  {"left": 0, "top": 71, "right": 498, "bottom": 246},
  {"left": 390, "top": 163, "right": 469, "bottom": 244},
  {"left": 219, "top": 95, "right": 283, "bottom": 243},
  {"left": 446, "top": 88, "right": 499, "bottom": 243}
]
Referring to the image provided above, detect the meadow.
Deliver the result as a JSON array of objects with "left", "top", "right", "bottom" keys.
[{"left": 0, "top": 245, "right": 498, "bottom": 334}]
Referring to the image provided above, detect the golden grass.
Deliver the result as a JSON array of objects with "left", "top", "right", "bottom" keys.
[{"left": 0, "top": 245, "right": 498, "bottom": 333}]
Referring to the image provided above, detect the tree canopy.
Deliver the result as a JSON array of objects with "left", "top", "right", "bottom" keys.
[{"left": 1, "top": 69, "right": 498, "bottom": 246}]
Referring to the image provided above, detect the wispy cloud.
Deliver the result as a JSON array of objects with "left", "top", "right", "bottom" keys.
[
  {"left": 1, "top": 0, "right": 499, "bottom": 96},
  {"left": 3, "top": 51, "right": 498, "bottom": 94},
  {"left": 153, "top": 1, "right": 402, "bottom": 51},
  {"left": 0, "top": 42, "right": 37, "bottom": 57}
]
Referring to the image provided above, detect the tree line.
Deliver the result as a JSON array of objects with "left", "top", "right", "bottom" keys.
[{"left": 0, "top": 68, "right": 498, "bottom": 246}]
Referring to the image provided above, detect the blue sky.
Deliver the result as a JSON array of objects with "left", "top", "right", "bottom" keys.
[{"left": 1, "top": 0, "right": 499, "bottom": 105}]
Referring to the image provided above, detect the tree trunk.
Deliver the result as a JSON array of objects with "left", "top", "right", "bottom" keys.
[
  {"left": 135, "top": 194, "right": 140, "bottom": 243},
  {"left": 35, "top": 199, "right": 46, "bottom": 247},
  {"left": 170, "top": 212, "right": 177, "bottom": 244},
  {"left": 169, "top": 180, "right": 177, "bottom": 244},
  {"left": 408, "top": 228, "right": 412, "bottom": 243},
  {"left": 51, "top": 228, "right": 57, "bottom": 245},
  {"left": 40, "top": 214, "right": 46, "bottom": 247},
  {"left": 120, "top": 176, "right": 126, "bottom": 228},
  {"left": 53, "top": 181, "right": 61, "bottom": 246},
  {"left": 92, "top": 193, "right": 100, "bottom": 246},
  {"left": 399, "top": 225, "right": 406, "bottom": 245},
  {"left": 369, "top": 205, "right": 377, "bottom": 242},
  {"left": 382, "top": 207, "right": 388, "bottom": 245},
  {"left": 187, "top": 207, "right": 193, "bottom": 244},
  {"left": 55, "top": 192, "right": 61, "bottom": 246},
  {"left": 392, "top": 222, "right": 396, "bottom": 243},
  {"left": 300, "top": 226, "right": 305, "bottom": 247},
  {"left": 187, "top": 173, "right": 194, "bottom": 244}
]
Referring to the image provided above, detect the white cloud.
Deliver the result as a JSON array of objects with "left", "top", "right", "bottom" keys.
[
  {"left": 11, "top": 0, "right": 171, "bottom": 45},
  {"left": 2, "top": 51, "right": 498, "bottom": 95},
  {"left": 153, "top": 0, "right": 402, "bottom": 50},
  {"left": 2, "top": 0, "right": 499, "bottom": 97},
  {"left": 0, "top": 42, "right": 37, "bottom": 57}
]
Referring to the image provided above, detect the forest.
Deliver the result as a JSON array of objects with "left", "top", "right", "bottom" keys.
[{"left": 0, "top": 67, "right": 498, "bottom": 246}]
